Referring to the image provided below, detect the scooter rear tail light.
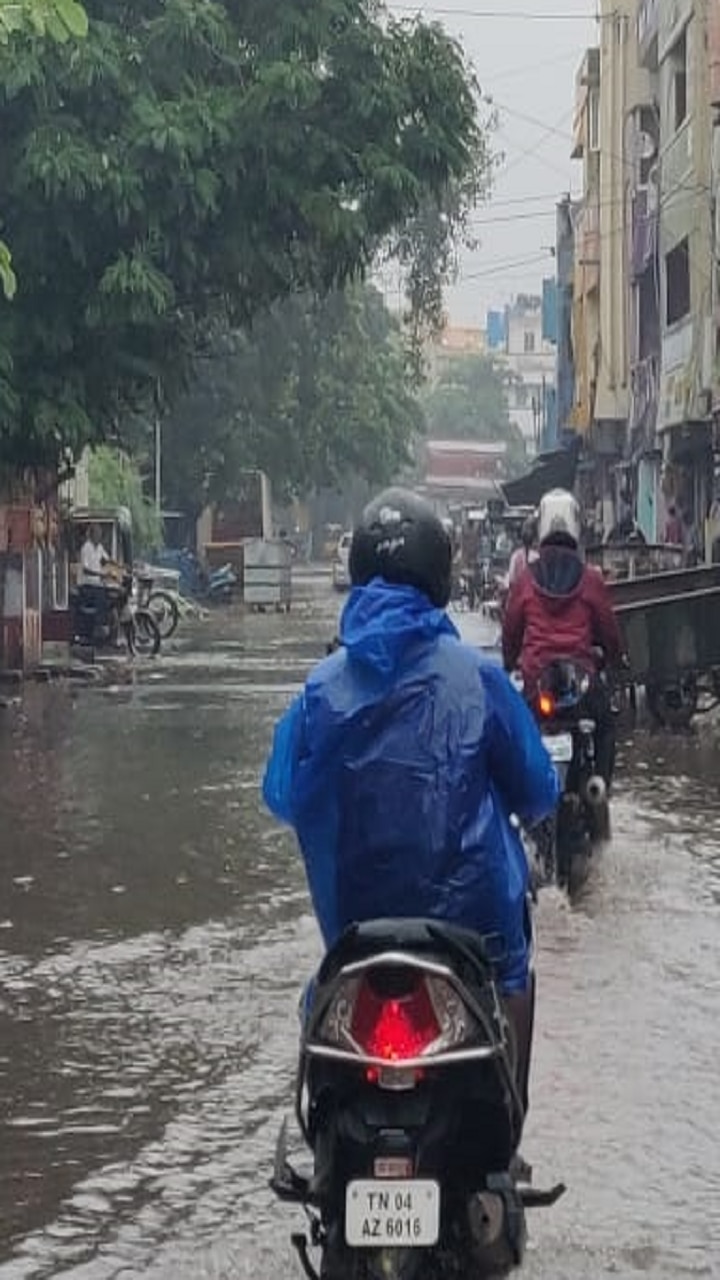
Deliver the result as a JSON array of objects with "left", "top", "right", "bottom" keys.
[
  {"left": 351, "top": 977, "right": 441, "bottom": 1061},
  {"left": 315, "top": 967, "right": 482, "bottom": 1059}
]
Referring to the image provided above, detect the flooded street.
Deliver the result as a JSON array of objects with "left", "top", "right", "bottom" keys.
[{"left": 1, "top": 576, "right": 718, "bottom": 1280}]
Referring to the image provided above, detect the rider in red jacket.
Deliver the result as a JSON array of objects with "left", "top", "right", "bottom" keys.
[{"left": 502, "top": 489, "right": 623, "bottom": 783}]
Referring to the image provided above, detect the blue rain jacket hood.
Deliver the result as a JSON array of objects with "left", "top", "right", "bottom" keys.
[{"left": 263, "top": 579, "right": 558, "bottom": 992}]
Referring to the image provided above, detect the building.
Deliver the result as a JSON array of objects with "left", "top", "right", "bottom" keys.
[
  {"left": 554, "top": 197, "right": 581, "bottom": 451},
  {"left": 560, "top": 0, "right": 718, "bottom": 550},
  {"left": 486, "top": 295, "right": 556, "bottom": 456},
  {"left": 419, "top": 439, "right": 508, "bottom": 510},
  {"left": 629, "top": 0, "right": 662, "bottom": 540},
  {"left": 567, "top": 7, "right": 653, "bottom": 536},
  {"left": 652, "top": 0, "right": 715, "bottom": 555},
  {"left": 424, "top": 323, "right": 487, "bottom": 386}
]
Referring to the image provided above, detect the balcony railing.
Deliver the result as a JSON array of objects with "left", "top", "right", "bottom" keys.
[{"left": 661, "top": 119, "right": 693, "bottom": 199}]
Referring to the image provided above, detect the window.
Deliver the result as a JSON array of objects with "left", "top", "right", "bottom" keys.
[
  {"left": 588, "top": 87, "right": 600, "bottom": 152},
  {"left": 666, "top": 237, "right": 690, "bottom": 327},
  {"left": 669, "top": 31, "right": 688, "bottom": 132},
  {"left": 523, "top": 330, "right": 536, "bottom": 353}
]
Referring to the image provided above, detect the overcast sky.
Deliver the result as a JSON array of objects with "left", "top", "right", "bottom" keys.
[{"left": 377, "top": 0, "right": 598, "bottom": 327}]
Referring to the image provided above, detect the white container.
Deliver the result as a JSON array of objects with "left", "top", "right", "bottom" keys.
[{"left": 243, "top": 539, "right": 292, "bottom": 609}]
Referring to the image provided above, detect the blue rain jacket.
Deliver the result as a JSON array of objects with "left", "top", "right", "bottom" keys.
[{"left": 263, "top": 579, "right": 559, "bottom": 993}]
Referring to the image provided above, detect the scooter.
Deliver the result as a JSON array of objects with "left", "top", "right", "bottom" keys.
[{"left": 272, "top": 918, "right": 565, "bottom": 1280}]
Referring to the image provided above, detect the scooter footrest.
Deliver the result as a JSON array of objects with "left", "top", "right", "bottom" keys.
[
  {"left": 270, "top": 1162, "right": 311, "bottom": 1203},
  {"left": 519, "top": 1182, "right": 567, "bottom": 1208}
]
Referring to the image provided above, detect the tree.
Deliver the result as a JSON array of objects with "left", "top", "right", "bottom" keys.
[
  {"left": 0, "top": 0, "right": 87, "bottom": 299},
  {"left": 422, "top": 354, "right": 527, "bottom": 474},
  {"left": 154, "top": 285, "right": 424, "bottom": 517},
  {"left": 0, "top": 0, "right": 489, "bottom": 470},
  {"left": 87, "top": 444, "right": 161, "bottom": 551}
]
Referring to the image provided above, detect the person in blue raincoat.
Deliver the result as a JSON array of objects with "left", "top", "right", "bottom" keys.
[{"left": 263, "top": 488, "right": 559, "bottom": 1133}]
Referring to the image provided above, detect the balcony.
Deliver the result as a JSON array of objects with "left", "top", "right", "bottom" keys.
[
  {"left": 636, "top": 0, "right": 659, "bottom": 70},
  {"left": 571, "top": 47, "right": 599, "bottom": 158},
  {"left": 661, "top": 118, "right": 693, "bottom": 202},
  {"left": 631, "top": 187, "right": 658, "bottom": 278}
]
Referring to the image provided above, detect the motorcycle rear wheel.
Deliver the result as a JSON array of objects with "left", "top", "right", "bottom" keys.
[
  {"left": 321, "top": 1245, "right": 424, "bottom": 1280},
  {"left": 147, "top": 590, "right": 180, "bottom": 639},
  {"left": 130, "top": 610, "right": 161, "bottom": 657}
]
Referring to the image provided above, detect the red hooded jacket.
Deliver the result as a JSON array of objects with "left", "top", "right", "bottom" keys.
[{"left": 502, "top": 545, "right": 623, "bottom": 687}]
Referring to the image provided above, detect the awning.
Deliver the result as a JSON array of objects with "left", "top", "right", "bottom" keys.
[{"left": 500, "top": 440, "right": 580, "bottom": 508}]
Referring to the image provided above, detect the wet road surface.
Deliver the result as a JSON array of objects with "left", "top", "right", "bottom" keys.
[{"left": 1, "top": 580, "right": 718, "bottom": 1279}]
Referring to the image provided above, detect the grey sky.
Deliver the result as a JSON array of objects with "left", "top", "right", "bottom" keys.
[{"left": 379, "top": 0, "right": 598, "bottom": 326}]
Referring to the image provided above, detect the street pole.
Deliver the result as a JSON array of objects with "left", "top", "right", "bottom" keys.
[{"left": 154, "top": 414, "right": 162, "bottom": 517}]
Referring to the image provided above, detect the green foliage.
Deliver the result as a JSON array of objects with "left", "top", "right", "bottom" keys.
[
  {"left": 0, "top": 240, "right": 16, "bottom": 299},
  {"left": 0, "top": 0, "right": 489, "bottom": 470},
  {"left": 154, "top": 286, "right": 423, "bottom": 516},
  {"left": 423, "top": 354, "right": 527, "bottom": 474},
  {"left": 0, "top": 0, "right": 87, "bottom": 43},
  {"left": 87, "top": 444, "right": 161, "bottom": 552},
  {"left": 0, "top": 0, "right": 87, "bottom": 298}
]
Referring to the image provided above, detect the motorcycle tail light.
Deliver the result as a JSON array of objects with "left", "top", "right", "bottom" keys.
[
  {"left": 538, "top": 692, "right": 555, "bottom": 718},
  {"left": 315, "top": 968, "right": 480, "bottom": 1060}
]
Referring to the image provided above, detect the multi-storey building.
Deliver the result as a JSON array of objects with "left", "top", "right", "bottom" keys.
[
  {"left": 568, "top": 3, "right": 654, "bottom": 538},
  {"left": 653, "top": 0, "right": 714, "bottom": 556},
  {"left": 630, "top": 0, "right": 662, "bottom": 539},
  {"left": 559, "top": 0, "right": 717, "bottom": 552},
  {"left": 491, "top": 295, "right": 556, "bottom": 456}
]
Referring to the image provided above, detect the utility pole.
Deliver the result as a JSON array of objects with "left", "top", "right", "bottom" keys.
[
  {"left": 154, "top": 416, "right": 161, "bottom": 517},
  {"left": 154, "top": 380, "right": 162, "bottom": 518}
]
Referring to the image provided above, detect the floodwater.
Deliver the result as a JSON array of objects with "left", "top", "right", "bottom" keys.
[{"left": 0, "top": 577, "right": 718, "bottom": 1279}]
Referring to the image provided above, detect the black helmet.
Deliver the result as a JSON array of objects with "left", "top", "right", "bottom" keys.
[{"left": 349, "top": 487, "right": 453, "bottom": 608}]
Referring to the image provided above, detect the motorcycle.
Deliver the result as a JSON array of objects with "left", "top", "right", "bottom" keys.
[
  {"left": 72, "top": 570, "right": 161, "bottom": 658},
  {"left": 518, "top": 658, "right": 610, "bottom": 892},
  {"left": 272, "top": 918, "right": 565, "bottom": 1280}
]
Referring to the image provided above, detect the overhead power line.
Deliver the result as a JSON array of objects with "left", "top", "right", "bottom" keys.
[{"left": 388, "top": 5, "right": 601, "bottom": 19}]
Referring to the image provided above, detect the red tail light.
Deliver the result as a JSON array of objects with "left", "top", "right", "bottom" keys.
[
  {"left": 538, "top": 692, "right": 555, "bottom": 719},
  {"left": 351, "top": 978, "right": 441, "bottom": 1061}
]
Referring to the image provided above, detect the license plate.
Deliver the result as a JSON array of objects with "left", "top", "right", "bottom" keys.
[
  {"left": 345, "top": 1179, "right": 440, "bottom": 1248},
  {"left": 542, "top": 732, "right": 573, "bottom": 764}
]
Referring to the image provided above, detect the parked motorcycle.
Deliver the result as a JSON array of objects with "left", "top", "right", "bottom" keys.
[
  {"left": 72, "top": 571, "right": 161, "bottom": 658},
  {"left": 519, "top": 659, "right": 610, "bottom": 892},
  {"left": 272, "top": 918, "right": 564, "bottom": 1280}
]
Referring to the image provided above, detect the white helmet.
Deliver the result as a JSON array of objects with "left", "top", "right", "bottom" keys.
[{"left": 538, "top": 488, "right": 581, "bottom": 548}]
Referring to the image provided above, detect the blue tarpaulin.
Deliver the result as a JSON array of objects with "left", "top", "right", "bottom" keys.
[
  {"left": 542, "top": 277, "right": 558, "bottom": 344},
  {"left": 486, "top": 309, "right": 507, "bottom": 350}
]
